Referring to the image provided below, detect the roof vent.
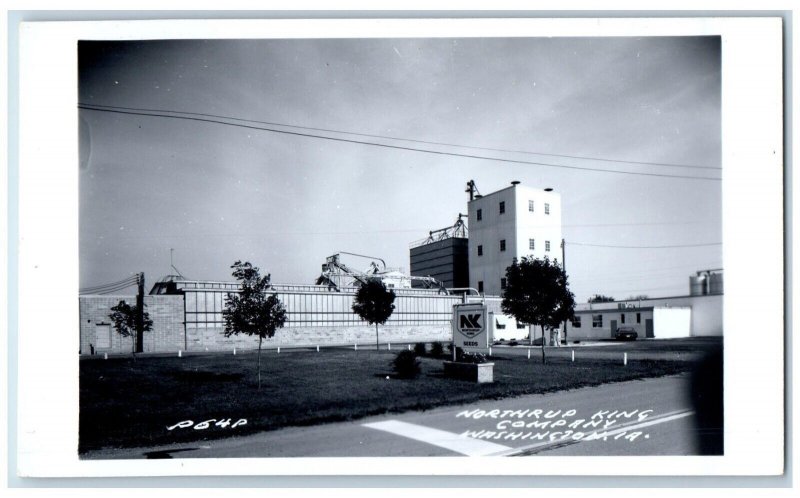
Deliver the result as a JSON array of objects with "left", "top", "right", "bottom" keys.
[
  {"left": 511, "top": 180, "right": 520, "bottom": 186},
  {"left": 474, "top": 194, "right": 482, "bottom": 199},
  {"left": 544, "top": 187, "right": 553, "bottom": 192}
]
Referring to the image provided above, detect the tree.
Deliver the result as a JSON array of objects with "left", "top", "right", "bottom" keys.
[
  {"left": 501, "top": 256, "right": 575, "bottom": 364},
  {"left": 352, "top": 279, "right": 396, "bottom": 350},
  {"left": 108, "top": 300, "right": 153, "bottom": 358},
  {"left": 223, "top": 261, "right": 287, "bottom": 388},
  {"left": 588, "top": 294, "right": 615, "bottom": 303}
]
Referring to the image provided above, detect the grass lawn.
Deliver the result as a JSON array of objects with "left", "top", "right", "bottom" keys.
[{"left": 79, "top": 346, "right": 709, "bottom": 453}]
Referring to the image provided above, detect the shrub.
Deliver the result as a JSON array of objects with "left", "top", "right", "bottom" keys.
[
  {"left": 454, "top": 347, "right": 487, "bottom": 364},
  {"left": 414, "top": 342, "right": 427, "bottom": 356},
  {"left": 508, "top": 340, "right": 519, "bottom": 347},
  {"left": 392, "top": 350, "right": 421, "bottom": 379},
  {"left": 430, "top": 342, "right": 444, "bottom": 357}
]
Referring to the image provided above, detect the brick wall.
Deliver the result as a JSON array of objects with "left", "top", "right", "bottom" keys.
[{"left": 79, "top": 295, "right": 185, "bottom": 355}]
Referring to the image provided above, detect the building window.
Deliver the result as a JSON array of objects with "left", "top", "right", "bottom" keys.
[
  {"left": 495, "top": 318, "right": 506, "bottom": 330},
  {"left": 621, "top": 314, "right": 626, "bottom": 324},
  {"left": 500, "top": 278, "right": 507, "bottom": 290},
  {"left": 572, "top": 316, "right": 582, "bottom": 328},
  {"left": 528, "top": 200, "right": 534, "bottom": 212},
  {"left": 499, "top": 201, "right": 505, "bottom": 214},
  {"left": 517, "top": 321, "right": 527, "bottom": 329},
  {"left": 529, "top": 238, "right": 535, "bottom": 250},
  {"left": 477, "top": 245, "right": 483, "bottom": 256},
  {"left": 545, "top": 240, "right": 551, "bottom": 252},
  {"left": 477, "top": 208, "right": 482, "bottom": 221},
  {"left": 637, "top": 312, "right": 641, "bottom": 324},
  {"left": 500, "top": 239, "right": 506, "bottom": 252},
  {"left": 545, "top": 203, "right": 550, "bottom": 215},
  {"left": 478, "top": 281, "right": 484, "bottom": 293},
  {"left": 592, "top": 314, "right": 603, "bottom": 328},
  {"left": 186, "top": 292, "right": 197, "bottom": 312}
]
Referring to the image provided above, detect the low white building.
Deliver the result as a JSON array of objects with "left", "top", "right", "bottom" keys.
[
  {"left": 568, "top": 304, "right": 691, "bottom": 341},
  {"left": 568, "top": 292, "right": 722, "bottom": 341}
]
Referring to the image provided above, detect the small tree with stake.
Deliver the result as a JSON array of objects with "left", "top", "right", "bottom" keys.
[
  {"left": 502, "top": 256, "right": 575, "bottom": 364},
  {"left": 108, "top": 300, "right": 153, "bottom": 359},
  {"left": 352, "top": 279, "right": 396, "bottom": 350},
  {"left": 223, "top": 261, "right": 287, "bottom": 389}
]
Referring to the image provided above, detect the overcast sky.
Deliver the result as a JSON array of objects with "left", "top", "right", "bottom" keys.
[{"left": 78, "top": 36, "right": 721, "bottom": 302}]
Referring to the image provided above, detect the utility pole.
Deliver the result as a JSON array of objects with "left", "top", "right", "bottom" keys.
[
  {"left": 136, "top": 272, "right": 144, "bottom": 353},
  {"left": 561, "top": 239, "right": 567, "bottom": 345}
]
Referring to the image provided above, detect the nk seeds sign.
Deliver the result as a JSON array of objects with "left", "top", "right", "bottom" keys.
[{"left": 453, "top": 303, "right": 489, "bottom": 350}]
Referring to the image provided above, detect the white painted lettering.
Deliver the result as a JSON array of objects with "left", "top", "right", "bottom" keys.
[
  {"left": 167, "top": 420, "right": 193, "bottom": 431},
  {"left": 194, "top": 419, "right": 216, "bottom": 430},
  {"left": 526, "top": 420, "right": 551, "bottom": 429},
  {"left": 456, "top": 409, "right": 482, "bottom": 419},
  {"left": 625, "top": 432, "right": 643, "bottom": 442},
  {"left": 638, "top": 410, "right": 654, "bottom": 422}
]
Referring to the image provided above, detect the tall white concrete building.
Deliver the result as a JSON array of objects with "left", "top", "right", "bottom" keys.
[{"left": 467, "top": 181, "right": 563, "bottom": 296}]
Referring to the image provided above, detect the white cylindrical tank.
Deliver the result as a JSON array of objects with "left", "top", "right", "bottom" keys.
[
  {"left": 690, "top": 274, "right": 708, "bottom": 296},
  {"left": 709, "top": 272, "right": 723, "bottom": 294}
]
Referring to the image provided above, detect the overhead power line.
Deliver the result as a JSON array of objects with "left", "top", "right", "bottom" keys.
[
  {"left": 567, "top": 241, "right": 722, "bottom": 249},
  {"left": 78, "top": 104, "right": 722, "bottom": 182},
  {"left": 79, "top": 102, "right": 720, "bottom": 171},
  {"left": 80, "top": 275, "right": 138, "bottom": 291},
  {"left": 79, "top": 283, "right": 137, "bottom": 294},
  {"left": 84, "top": 219, "right": 720, "bottom": 240},
  {"left": 79, "top": 275, "right": 140, "bottom": 294}
]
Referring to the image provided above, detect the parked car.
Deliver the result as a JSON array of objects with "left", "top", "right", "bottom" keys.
[{"left": 614, "top": 326, "right": 638, "bottom": 341}]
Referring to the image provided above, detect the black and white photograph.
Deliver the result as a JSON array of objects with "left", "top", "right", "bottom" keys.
[
  {"left": 12, "top": 15, "right": 785, "bottom": 480},
  {"left": 76, "top": 33, "right": 724, "bottom": 460}
]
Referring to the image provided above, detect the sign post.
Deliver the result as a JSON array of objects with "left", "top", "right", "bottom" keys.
[{"left": 452, "top": 303, "right": 489, "bottom": 351}]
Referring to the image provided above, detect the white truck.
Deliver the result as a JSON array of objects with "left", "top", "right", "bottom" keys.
[{"left": 452, "top": 303, "right": 528, "bottom": 352}]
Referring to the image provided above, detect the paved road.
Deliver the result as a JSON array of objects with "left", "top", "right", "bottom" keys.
[{"left": 84, "top": 374, "right": 710, "bottom": 459}]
